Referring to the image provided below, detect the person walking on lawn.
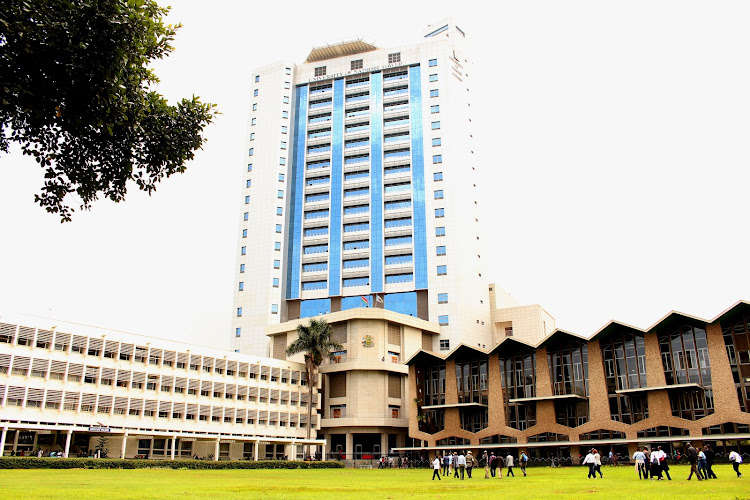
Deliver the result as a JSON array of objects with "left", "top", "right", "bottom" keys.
[
  {"left": 686, "top": 442, "right": 702, "bottom": 481},
  {"left": 432, "top": 455, "right": 442, "bottom": 480}
]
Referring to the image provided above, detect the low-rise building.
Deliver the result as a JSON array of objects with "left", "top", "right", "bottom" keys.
[
  {"left": 0, "top": 315, "right": 324, "bottom": 459},
  {"left": 268, "top": 307, "right": 438, "bottom": 460},
  {"left": 403, "top": 300, "right": 750, "bottom": 460}
]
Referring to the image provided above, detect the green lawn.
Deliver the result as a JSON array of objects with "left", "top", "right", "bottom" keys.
[{"left": 0, "top": 464, "right": 746, "bottom": 499}]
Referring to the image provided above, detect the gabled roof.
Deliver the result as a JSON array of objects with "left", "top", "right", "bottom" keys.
[
  {"left": 589, "top": 320, "right": 646, "bottom": 342},
  {"left": 646, "top": 310, "right": 709, "bottom": 334},
  {"left": 444, "top": 343, "right": 489, "bottom": 361},
  {"left": 536, "top": 328, "right": 589, "bottom": 350},
  {"left": 488, "top": 336, "right": 536, "bottom": 356},
  {"left": 404, "top": 349, "right": 446, "bottom": 366},
  {"left": 710, "top": 300, "right": 750, "bottom": 325},
  {"left": 305, "top": 40, "right": 378, "bottom": 63}
]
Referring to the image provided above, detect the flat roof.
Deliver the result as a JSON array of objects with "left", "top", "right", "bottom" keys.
[
  {"left": 615, "top": 383, "right": 703, "bottom": 394},
  {"left": 508, "top": 394, "right": 586, "bottom": 403},
  {"left": 421, "top": 402, "right": 488, "bottom": 410},
  {"left": 267, "top": 307, "right": 441, "bottom": 336}
]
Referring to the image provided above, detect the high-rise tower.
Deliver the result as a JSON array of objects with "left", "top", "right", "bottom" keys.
[{"left": 232, "top": 20, "right": 491, "bottom": 356}]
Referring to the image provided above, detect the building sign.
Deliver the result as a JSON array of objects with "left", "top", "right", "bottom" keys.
[
  {"left": 362, "top": 335, "right": 374, "bottom": 348},
  {"left": 88, "top": 426, "right": 111, "bottom": 433},
  {"left": 308, "top": 63, "right": 403, "bottom": 83}
]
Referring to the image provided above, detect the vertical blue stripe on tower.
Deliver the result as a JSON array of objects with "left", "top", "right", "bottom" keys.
[
  {"left": 286, "top": 85, "right": 308, "bottom": 299},
  {"left": 409, "top": 65, "right": 428, "bottom": 289},
  {"left": 370, "top": 72, "right": 384, "bottom": 293},
  {"left": 328, "top": 78, "right": 345, "bottom": 297}
]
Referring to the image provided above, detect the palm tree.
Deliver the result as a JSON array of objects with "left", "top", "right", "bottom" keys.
[{"left": 286, "top": 318, "right": 343, "bottom": 460}]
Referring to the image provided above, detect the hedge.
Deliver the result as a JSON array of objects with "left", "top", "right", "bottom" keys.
[{"left": 0, "top": 457, "right": 344, "bottom": 470}]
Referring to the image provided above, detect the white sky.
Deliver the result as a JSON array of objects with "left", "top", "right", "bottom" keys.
[{"left": 1, "top": 0, "right": 749, "bottom": 349}]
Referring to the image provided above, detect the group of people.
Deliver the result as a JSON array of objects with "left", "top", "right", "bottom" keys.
[
  {"left": 378, "top": 455, "right": 416, "bottom": 468},
  {"left": 631, "top": 445, "right": 671, "bottom": 480},
  {"left": 483, "top": 451, "right": 528, "bottom": 478},
  {"left": 431, "top": 450, "right": 529, "bottom": 480},
  {"left": 632, "top": 443, "right": 744, "bottom": 481},
  {"left": 581, "top": 449, "right": 604, "bottom": 478},
  {"left": 432, "top": 451, "right": 474, "bottom": 480}
]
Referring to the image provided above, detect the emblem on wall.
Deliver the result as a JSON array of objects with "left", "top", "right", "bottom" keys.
[{"left": 361, "top": 335, "right": 374, "bottom": 348}]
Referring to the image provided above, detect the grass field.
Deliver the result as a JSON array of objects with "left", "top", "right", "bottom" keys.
[{"left": 0, "top": 464, "right": 746, "bottom": 499}]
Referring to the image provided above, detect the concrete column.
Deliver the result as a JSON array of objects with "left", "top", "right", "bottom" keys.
[
  {"left": 253, "top": 440, "right": 260, "bottom": 461},
  {"left": 345, "top": 432, "right": 354, "bottom": 460},
  {"left": 290, "top": 443, "right": 297, "bottom": 461},
  {"left": 381, "top": 433, "right": 389, "bottom": 457},
  {"left": 321, "top": 443, "right": 326, "bottom": 460},
  {"left": 63, "top": 430, "right": 72, "bottom": 458},
  {"left": 171, "top": 436, "right": 177, "bottom": 460},
  {"left": 120, "top": 431, "right": 128, "bottom": 458},
  {"left": 0, "top": 427, "right": 7, "bottom": 457},
  {"left": 705, "top": 321, "right": 741, "bottom": 413},
  {"left": 12, "top": 429, "right": 19, "bottom": 453},
  {"left": 214, "top": 438, "right": 220, "bottom": 461}
]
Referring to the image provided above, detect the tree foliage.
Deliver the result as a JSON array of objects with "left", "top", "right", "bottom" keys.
[
  {"left": 0, "top": 0, "right": 217, "bottom": 221},
  {"left": 286, "top": 318, "right": 343, "bottom": 453}
]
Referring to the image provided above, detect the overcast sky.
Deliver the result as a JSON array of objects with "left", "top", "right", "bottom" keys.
[{"left": 1, "top": 0, "right": 749, "bottom": 349}]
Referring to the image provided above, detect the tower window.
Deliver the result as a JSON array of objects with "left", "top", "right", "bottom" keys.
[
  {"left": 388, "top": 52, "right": 401, "bottom": 64},
  {"left": 314, "top": 66, "right": 327, "bottom": 77},
  {"left": 351, "top": 59, "right": 363, "bottom": 70}
]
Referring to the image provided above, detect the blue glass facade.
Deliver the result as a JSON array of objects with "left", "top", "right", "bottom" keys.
[
  {"left": 300, "top": 298, "right": 331, "bottom": 318},
  {"left": 384, "top": 291, "right": 418, "bottom": 317},
  {"left": 370, "top": 72, "right": 384, "bottom": 293},
  {"left": 409, "top": 66, "right": 428, "bottom": 290},
  {"left": 329, "top": 78, "right": 345, "bottom": 296},
  {"left": 286, "top": 85, "right": 308, "bottom": 299},
  {"left": 342, "top": 295, "right": 372, "bottom": 311},
  {"left": 286, "top": 65, "right": 427, "bottom": 318}
]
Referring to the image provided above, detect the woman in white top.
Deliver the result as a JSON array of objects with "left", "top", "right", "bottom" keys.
[
  {"left": 593, "top": 449, "right": 603, "bottom": 478},
  {"left": 632, "top": 448, "right": 646, "bottom": 480},
  {"left": 506, "top": 453, "right": 515, "bottom": 477},
  {"left": 728, "top": 450, "right": 743, "bottom": 477}
]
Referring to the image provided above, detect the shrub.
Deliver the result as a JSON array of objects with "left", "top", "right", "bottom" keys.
[{"left": 0, "top": 457, "right": 344, "bottom": 470}]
